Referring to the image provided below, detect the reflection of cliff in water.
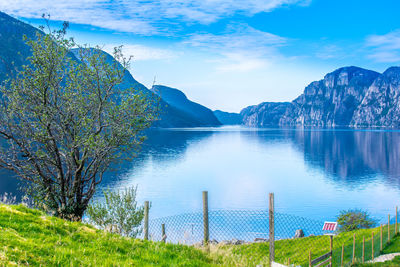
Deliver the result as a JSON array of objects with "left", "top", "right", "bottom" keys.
[{"left": 287, "top": 129, "right": 400, "bottom": 186}]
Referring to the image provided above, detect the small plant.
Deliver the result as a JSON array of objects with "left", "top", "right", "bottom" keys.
[
  {"left": 0, "top": 192, "right": 17, "bottom": 205},
  {"left": 337, "top": 209, "right": 376, "bottom": 232},
  {"left": 86, "top": 186, "right": 145, "bottom": 237}
]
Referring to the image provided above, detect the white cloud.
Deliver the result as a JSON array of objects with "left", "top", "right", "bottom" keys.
[
  {"left": 365, "top": 30, "right": 400, "bottom": 63},
  {"left": 0, "top": 0, "right": 310, "bottom": 35},
  {"left": 186, "top": 24, "right": 286, "bottom": 51},
  {"left": 211, "top": 53, "right": 269, "bottom": 72},
  {"left": 103, "top": 44, "right": 177, "bottom": 61},
  {"left": 184, "top": 24, "right": 286, "bottom": 72}
]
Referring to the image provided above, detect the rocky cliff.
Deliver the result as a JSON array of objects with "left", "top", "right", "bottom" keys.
[
  {"left": 350, "top": 67, "right": 400, "bottom": 127},
  {"left": 240, "top": 102, "right": 290, "bottom": 127},
  {"left": 241, "top": 66, "right": 400, "bottom": 128}
]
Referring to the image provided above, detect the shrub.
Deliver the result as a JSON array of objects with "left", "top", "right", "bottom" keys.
[
  {"left": 337, "top": 209, "right": 376, "bottom": 232},
  {"left": 86, "top": 186, "right": 145, "bottom": 237}
]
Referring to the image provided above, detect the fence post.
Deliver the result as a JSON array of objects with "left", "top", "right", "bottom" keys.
[
  {"left": 352, "top": 233, "right": 356, "bottom": 264},
  {"left": 269, "top": 193, "right": 275, "bottom": 265},
  {"left": 394, "top": 206, "right": 399, "bottom": 235},
  {"left": 144, "top": 201, "right": 149, "bottom": 240},
  {"left": 202, "top": 191, "right": 209, "bottom": 245},
  {"left": 388, "top": 214, "right": 391, "bottom": 243},
  {"left": 362, "top": 236, "right": 365, "bottom": 263},
  {"left": 330, "top": 235, "right": 333, "bottom": 267},
  {"left": 341, "top": 244, "right": 344, "bottom": 267},
  {"left": 161, "top": 223, "right": 166, "bottom": 243},
  {"left": 380, "top": 224, "right": 383, "bottom": 250},
  {"left": 309, "top": 250, "right": 312, "bottom": 267},
  {"left": 372, "top": 232, "right": 374, "bottom": 260}
]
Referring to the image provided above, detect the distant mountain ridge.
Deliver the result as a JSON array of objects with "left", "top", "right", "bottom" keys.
[
  {"left": 213, "top": 110, "right": 241, "bottom": 125},
  {"left": 0, "top": 11, "right": 220, "bottom": 128},
  {"left": 152, "top": 85, "right": 221, "bottom": 126},
  {"left": 241, "top": 66, "right": 400, "bottom": 128}
]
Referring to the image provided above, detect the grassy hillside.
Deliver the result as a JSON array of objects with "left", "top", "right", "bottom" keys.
[
  {"left": 1, "top": 204, "right": 398, "bottom": 266},
  {"left": 0, "top": 204, "right": 222, "bottom": 266}
]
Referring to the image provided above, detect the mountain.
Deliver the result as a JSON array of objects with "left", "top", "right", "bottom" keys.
[
  {"left": 0, "top": 12, "right": 40, "bottom": 82},
  {"left": 240, "top": 102, "right": 291, "bottom": 127},
  {"left": 0, "top": 11, "right": 218, "bottom": 128},
  {"left": 213, "top": 110, "right": 241, "bottom": 125},
  {"left": 151, "top": 85, "right": 221, "bottom": 126},
  {"left": 350, "top": 67, "right": 400, "bottom": 127},
  {"left": 280, "top": 66, "right": 380, "bottom": 126},
  {"left": 241, "top": 66, "right": 400, "bottom": 128}
]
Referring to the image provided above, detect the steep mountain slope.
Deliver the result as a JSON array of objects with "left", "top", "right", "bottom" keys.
[
  {"left": 152, "top": 85, "right": 221, "bottom": 126},
  {"left": 0, "top": 12, "right": 39, "bottom": 82},
  {"left": 351, "top": 67, "right": 400, "bottom": 127},
  {"left": 213, "top": 110, "right": 242, "bottom": 125},
  {"left": 279, "top": 66, "right": 380, "bottom": 126},
  {"left": 0, "top": 11, "right": 217, "bottom": 128},
  {"left": 240, "top": 66, "right": 400, "bottom": 128},
  {"left": 240, "top": 102, "right": 290, "bottom": 127}
]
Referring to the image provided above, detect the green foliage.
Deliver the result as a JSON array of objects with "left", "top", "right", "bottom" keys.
[
  {"left": 0, "top": 19, "right": 158, "bottom": 220},
  {"left": 337, "top": 209, "right": 376, "bottom": 232},
  {"left": 0, "top": 204, "right": 221, "bottom": 266},
  {"left": 86, "top": 186, "right": 144, "bottom": 237}
]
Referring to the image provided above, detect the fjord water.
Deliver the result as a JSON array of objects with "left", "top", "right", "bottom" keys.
[
  {"left": 2, "top": 126, "right": 400, "bottom": 222},
  {"left": 98, "top": 126, "right": 400, "bottom": 222}
]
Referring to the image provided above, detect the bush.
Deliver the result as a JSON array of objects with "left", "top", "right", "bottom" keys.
[
  {"left": 86, "top": 186, "right": 145, "bottom": 237},
  {"left": 337, "top": 209, "right": 376, "bottom": 232}
]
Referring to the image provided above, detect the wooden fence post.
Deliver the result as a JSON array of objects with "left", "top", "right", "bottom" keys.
[
  {"left": 372, "top": 232, "right": 374, "bottom": 260},
  {"left": 380, "top": 224, "right": 383, "bottom": 250},
  {"left": 202, "top": 191, "right": 209, "bottom": 245},
  {"left": 341, "top": 244, "right": 344, "bottom": 267},
  {"left": 352, "top": 233, "right": 356, "bottom": 264},
  {"left": 269, "top": 193, "right": 275, "bottom": 265},
  {"left": 330, "top": 235, "right": 333, "bottom": 267},
  {"left": 161, "top": 223, "right": 166, "bottom": 243},
  {"left": 394, "top": 206, "right": 399, "bottom": 235},
  {"left": 362, "top": 236, "right": 365, "bottom": 263},
  {"left": 144, "top": 201, "right": 149, "bottom": 240},
  {"left": 388, "top": 214, "right": 391, "bottom": 243}
]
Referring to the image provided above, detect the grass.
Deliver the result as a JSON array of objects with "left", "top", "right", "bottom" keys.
[
  {"left": 211, "top": 225, "right": 399, "bottom": 266},
  {"left": 0, "top": 204, "right": 222, "bottom": 266},
  {"left": 0, "top": 204, "right": 399, "bottom": 266},
  {"left": 351, "top": 234, "right": 400, "bottom": 266}
]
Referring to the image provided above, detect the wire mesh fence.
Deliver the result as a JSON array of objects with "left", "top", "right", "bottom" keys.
[{"left": 139, "top": 195, "right": 399, "bottom": 267}]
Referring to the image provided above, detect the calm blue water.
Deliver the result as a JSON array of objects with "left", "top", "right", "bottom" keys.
[{"left": 2, "top": 127, "right": 400, "bottom": 223}]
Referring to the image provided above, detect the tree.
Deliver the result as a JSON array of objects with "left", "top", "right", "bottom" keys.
[
  {"left": 337, "top": 209, "right": 376, "bottom": 232},
  {"left": 86, "top": 186, "right": 145, "bottom": 237},
  {"left": 0, "top": 21, "right": 158, "bottom": 220}
]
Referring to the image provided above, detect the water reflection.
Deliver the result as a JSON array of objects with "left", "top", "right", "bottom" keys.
[{"left": 1, "top": 127, "right": 400, "bottom": 220}]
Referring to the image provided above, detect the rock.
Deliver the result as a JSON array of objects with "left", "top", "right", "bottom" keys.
[
  {"left": 240, "top": 66, "right": 400, "bottom": 128},
  {"left": 209, "top": 239, "right": 218, "bottom": 245},
  {"left": 254, "top": 238, "right": 268, "bottom": 243},
  {"left": 219, "top": 240, "right": 232, "bottom": 245},
  {"left": 240, "top": 102, "right": 291, "bottom": 127},
  {"left": 294, "top": 229, "right": 304, "bottom": 238},
  {"left": 231, "top": 238, "right": 244, "bottom": 245}
]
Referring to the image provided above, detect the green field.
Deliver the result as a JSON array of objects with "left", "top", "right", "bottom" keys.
[{"left": 0, "top": 204, "right": 399, "bottom": 266}]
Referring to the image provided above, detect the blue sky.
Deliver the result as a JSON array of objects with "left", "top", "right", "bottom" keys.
[{"left": 1, "top": 0, "right": 400, "bottom": 112}]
